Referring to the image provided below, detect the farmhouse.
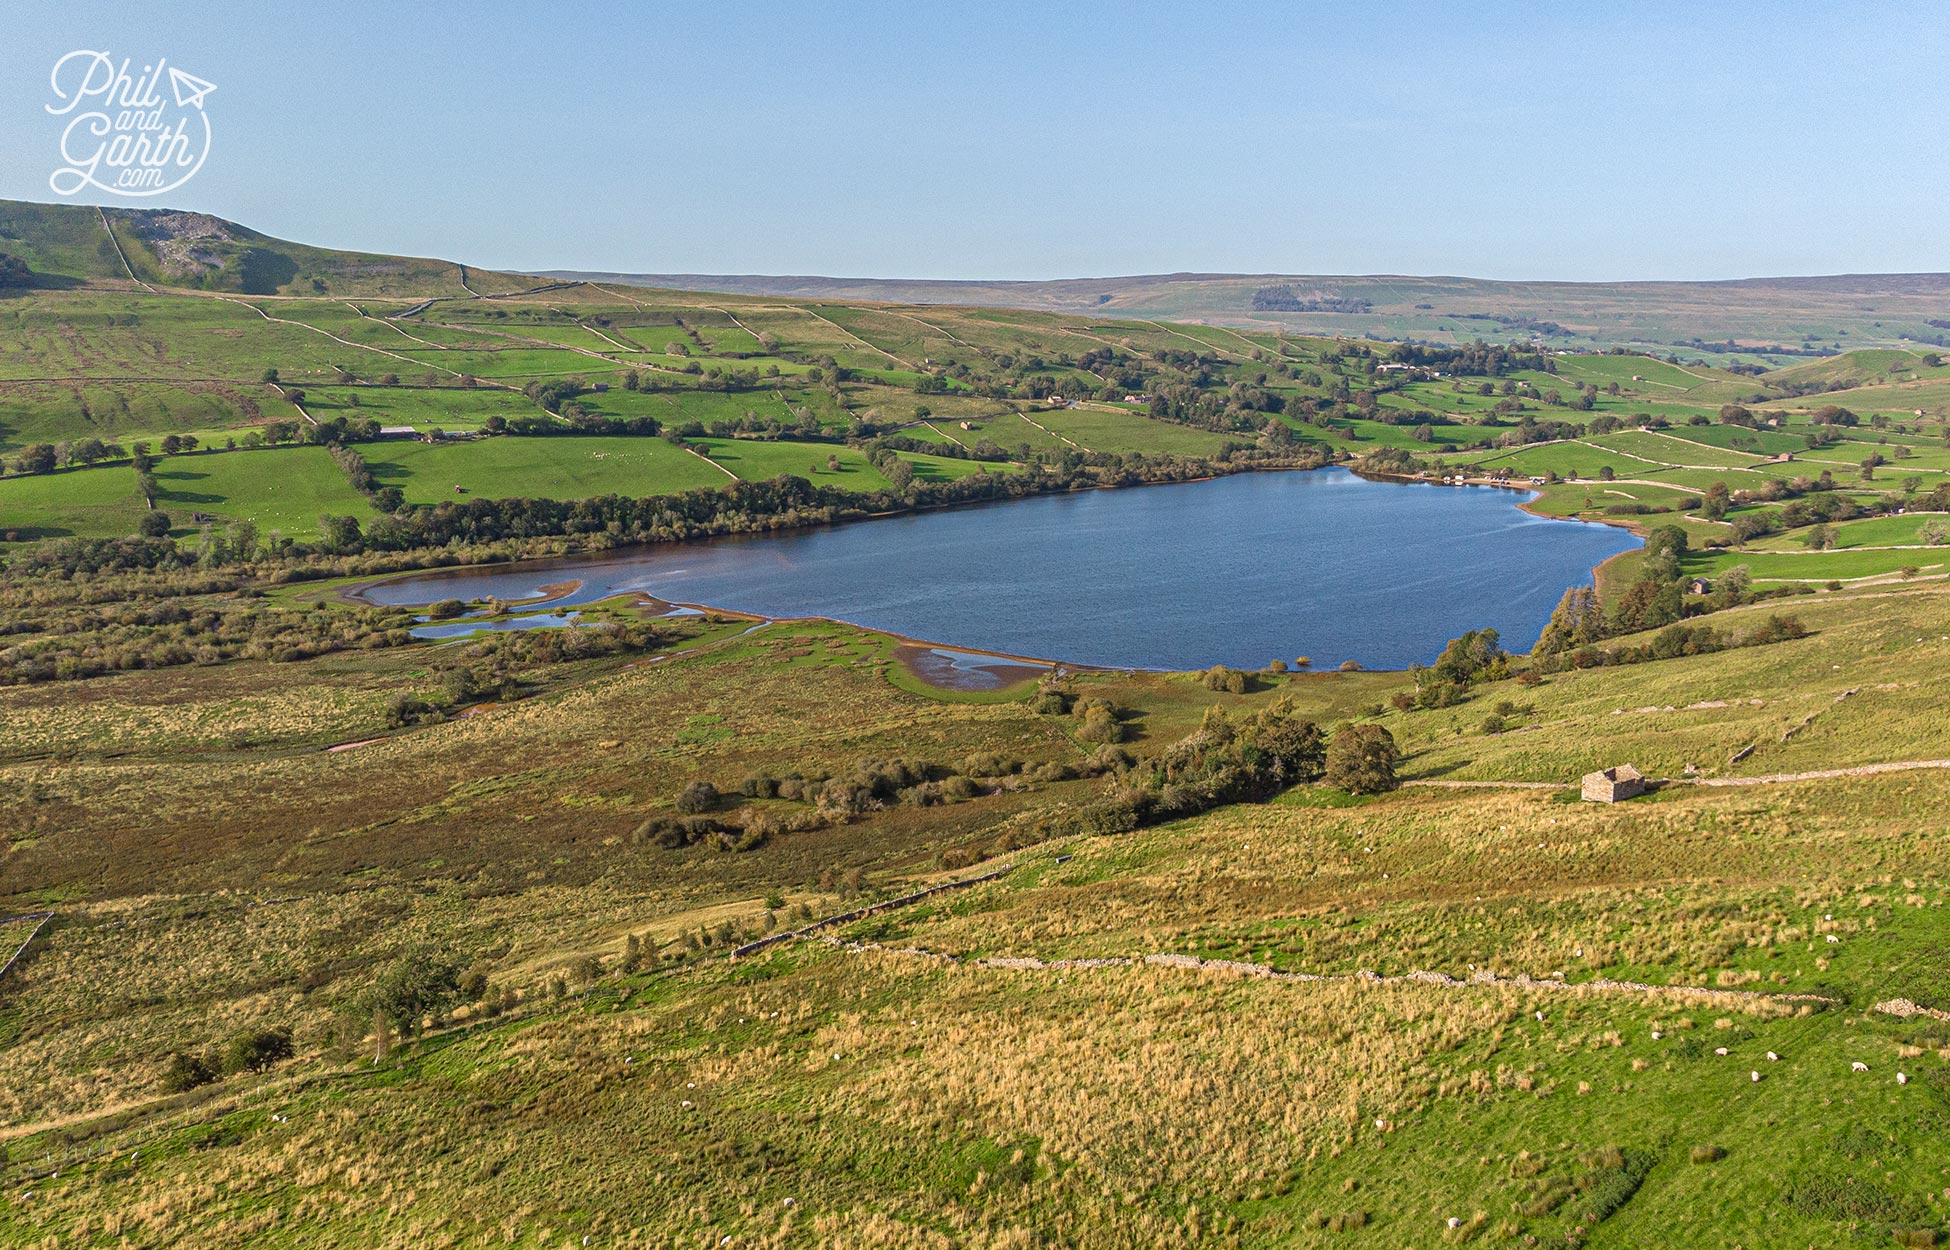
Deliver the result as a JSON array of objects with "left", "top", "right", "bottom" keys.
[
  {"left": 1582, "top": 765, "right": 1646, "bottom": 803},
  {"left": 1688, "top": 577, "right": 1712, "bottom": 595}
]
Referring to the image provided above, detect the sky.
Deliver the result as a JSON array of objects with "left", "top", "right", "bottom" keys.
[{"left": 2, "top": 1, "right": 1946, "bottom": 282}]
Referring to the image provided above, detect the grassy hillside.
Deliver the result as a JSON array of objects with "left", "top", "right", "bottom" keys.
[
  {"left": 2, "top": 576, "right": 1948, "bottom": 1247},
  {"left": 552, "top": 266, "right": 1950, "bottom": 360},
  {"left": 2, "top": 198, "right": 543, "bottom": 297}
]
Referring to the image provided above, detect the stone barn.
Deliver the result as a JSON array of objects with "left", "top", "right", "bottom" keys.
[{"left": 1582, "top": 765, "right": 1646, "bottom": 803}]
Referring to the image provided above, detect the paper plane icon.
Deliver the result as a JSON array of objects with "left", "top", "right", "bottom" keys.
[{"left": 168, "top": 67, "right": 217, "bottom": 110}]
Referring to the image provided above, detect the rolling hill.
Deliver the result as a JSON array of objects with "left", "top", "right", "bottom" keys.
[{"left": 549, "top": 267, "right": 1950, "bottom": 361}]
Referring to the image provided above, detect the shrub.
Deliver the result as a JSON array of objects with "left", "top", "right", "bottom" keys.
[
  {"left": 1076, "top": 705, "right": 1124, "bottom": 743},
  {"left": 959, "top": 751, "right": 1018, "bottom": 777},
  {"left": 674, "top": 780, "right": 720, "bottom": 814},
  {"left": 738, "top": 773, "right": 780, "bottom": 799},
  {"left": 1689, "top": 1144, "right": 1724, "bottom": 1164},
  {"left": 1032, "top": 688, "right": 1072, "bottom": 715},
  {"left": 1480, "top": 714, "right": 1507, "bottom": 735},
  {"left": 1201, "top": 665, "right": 1249, "bottom": 694},
  {"left": 161, "top": 1050, "right": 219, "bottom": 1092},
  {"left": 223, "top": 1027, "right": 294, "bottom": 1074},
  {"left": 1325, "top": 724, "right": 1398, "bottom": 794},
  {"left": 384, "top": 693, "right": 444, "bottom": 727}
]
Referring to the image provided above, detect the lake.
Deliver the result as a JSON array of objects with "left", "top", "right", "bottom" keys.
[{"left": 358, "top": 468, "right": 1640, "bottom": 670}]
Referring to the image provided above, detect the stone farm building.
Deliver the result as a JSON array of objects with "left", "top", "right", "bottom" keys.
[{"left": 1581, "top": 765, "right": 1646, "bottom": 803}]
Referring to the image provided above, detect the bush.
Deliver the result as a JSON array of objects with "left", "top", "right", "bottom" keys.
[
  {"left": 1689, "top": 1144, "right": 1724, "bottom": 1164},
  {"left": 426, "top": 598, "right": 470, "bottom": 620},
  {"left": 138, "top": 510, "right": 172, "bottom": 537},
  {"left": 738, "top": 773, "right": 780, "bottom": 799},
  {"left": 1324, "top": 724, "right": 1398, "bottom": 794},
  {"left": 222, "top": 1026, "right": 294, "bottom": 1074},
  {"left": 674, "top": 780, "right": 720, "bottom": 814},
  {"left": 959, "top": 751, "right": 1018, "bottom": 778},
  {"left": 1076, "top": 705, "right": 1124, "bottom": 743},
  {"left": 160, "top": 1050, "right": 219, "bottom": 1092},
  {"left": 1201, "top": 665, "right": 1249, "bottom": 693},
  {"left": 1481, "top": 714, "right": 1507, "bottom": 735}
]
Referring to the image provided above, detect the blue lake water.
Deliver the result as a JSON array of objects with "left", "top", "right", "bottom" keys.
[{"left": 358, "top": 468, "right": 1640, "bottom": 670}]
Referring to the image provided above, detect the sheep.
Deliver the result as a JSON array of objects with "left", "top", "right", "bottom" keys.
[
  {"left": 1766, "top": 1051, "right": 1780, "bottom": 1061},
  {"left": 1714, "top": 1047, "right": 1729, "bottom": 1056},
  {"left": 1751, "top": 1071, "right": 1762, "bottom": 1082},
  {"left": 1897, "top": 1072, "right": 1909, "bottom": 1085},
  {"left": 1826, "top": 934, "right": 1840, "bottom": 944},
  {"left": 1651, "top": 1030, "right": 1663, "bottom": 1040},
  {"left": 1852, "top": 1061, "right": 1869, "bottom": 1072}
]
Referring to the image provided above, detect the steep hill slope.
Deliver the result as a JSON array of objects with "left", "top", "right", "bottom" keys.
[{"left": 0, "top": 199, "right": 543, "bottom": 298}]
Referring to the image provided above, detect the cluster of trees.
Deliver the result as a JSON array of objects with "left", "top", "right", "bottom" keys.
[
  {"left": 160, "top": 1026, "right": 294, "bottom": 1092},
  {"left": 1533, "top": 535, "right": 1813, "bottom": 672},
  {"left": 1389, "top": 341, "right": 1555, "bottom": 377},
  {"left": 330, "top": 444, "right": 405, "bottom": 512},
  {"left": 1550, "top": 613, "right": 1808, "bottom": 670},
  {"left": 6, "top": 438, "right": 127, "bottom": 475},
  {"left": 1388, "top": 628, "right": 1510, "bottom": 711}
]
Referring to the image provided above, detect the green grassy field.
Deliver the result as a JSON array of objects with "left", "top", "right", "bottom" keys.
[
  {"left": 0, "top": 460, "right": 144, "bottom": 539},
  {"left": 365, "top": 435, "right": 733, "bottom": 503},
  {"left": 153, "top": 446, "right": 374, "bottom": 536},
  {"left": 692, "top": 436, "right": 889, "bottom": 486}
]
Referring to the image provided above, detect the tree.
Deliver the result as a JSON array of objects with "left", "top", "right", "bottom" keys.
[
  {"left": 222, "top": 1027, "right": 293, "bottom": 1074},
  {"left": 1802, "top": 522, "right": 1835, "bottom": 550},
  {"left": 1324, "top": 724, "right": 1397, "bottom": 795},
  {"left": 1700, "top": 480, "right": 1731, "bottom": 522},
  {"left": 1431, "top": 628, "right": 1504, "bottom": 685},
  {"left": 1535, "top": 586, "right": 1607, "bottom": 655},
  {"left": 1641, "top": 525, "right": 1689, "bottom": 580},
  {"left": 0, "top": 253, "right": 36, "bottom": 288},
  {"left": 14, "top": 444, "right": 57, "bottom": 475},
  {"left": 138, "top": 510, "right": 172, "bottom": 537},
  {"left": 360, "top": 946, "right": 465, "bottom": 1043},
  {"left": 1920, "top": 519, "right": 1949, "bottom": 546}
]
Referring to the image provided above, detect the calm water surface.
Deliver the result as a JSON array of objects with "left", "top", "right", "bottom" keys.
[{"left": 361, "top": 469, "right": 1639, "bottom": 669}]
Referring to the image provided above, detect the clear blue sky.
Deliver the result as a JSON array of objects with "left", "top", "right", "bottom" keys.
[{"left": 2, "top": 1, "right": 1945, "bottom": 281}]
